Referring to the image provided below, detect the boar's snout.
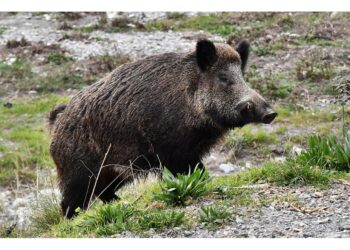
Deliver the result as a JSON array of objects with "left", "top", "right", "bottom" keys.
[
  {"left": 236, "top": 98, "right": 277, "bottom": 126},
  {"left": 261, "top": 109, "right": 277, "bottom": 124}
]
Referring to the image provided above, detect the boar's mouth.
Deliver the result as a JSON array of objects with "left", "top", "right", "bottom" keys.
[{"left": 206, "top": 107, "right": 277, "bottom": 129}]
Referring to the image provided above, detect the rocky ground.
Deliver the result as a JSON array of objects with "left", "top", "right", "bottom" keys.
[
  {"left": 0, "top": 12, "right": 349, "bottom": 237},
  {"left": 115, "top": 180, "right": 350, "bottom": 238}
]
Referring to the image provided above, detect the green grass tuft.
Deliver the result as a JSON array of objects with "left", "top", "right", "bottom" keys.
[
  {"left": 199, "top": 205, "right": 231, "bottom": 227},
  {"left": 153, "top": 166, "right": 211, "bottom": 206},
  {"left": 298, "top": 133, "right": 350, "bottom": 172}
]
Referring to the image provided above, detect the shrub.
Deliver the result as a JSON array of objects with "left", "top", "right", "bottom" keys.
[
  {"left": 297, "top": 133, "right": 350, "bottom": 172},
  {"left": 47, "top": 52, "right": 73, "bottom": 65},
  {"left": 199, "top": 206, "right": 230, "bottom": 226},
  {"left": 0, "top": 58, "right": 33, "bottom": 81},
  {"left": 296, "top": 52, "right": 335, "bottom": 82},
  {"left": 153, "top": 166, "right": 211, "bottom": 206},
  {"left": 77, "top": 203, "right": 134, "bottom": 236},
  {"left": 28, "top": 192, "right": 62, "bottom": 235},
  {"left": 136, "top": 210, "right": 185, "bottom": 231}
]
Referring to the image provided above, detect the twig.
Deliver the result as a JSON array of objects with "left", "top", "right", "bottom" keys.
[{"left": 88, "top": 144, "right": 112, "bottom": 209}]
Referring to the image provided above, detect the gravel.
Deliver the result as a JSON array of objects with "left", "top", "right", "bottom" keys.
[
  {"left": 119, "top": 181, "right": 350, "bottom": 238},
  {"left": 0, "top": 12, "right": 224, "bottom": 61}
]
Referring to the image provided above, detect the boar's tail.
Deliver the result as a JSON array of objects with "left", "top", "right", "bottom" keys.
[{"left": 48, "top": 104, "right": 66, "bottom": 131}]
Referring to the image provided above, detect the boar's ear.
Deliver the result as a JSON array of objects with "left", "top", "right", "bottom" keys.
[
  {"left": 196, "top": 39, "right": 218, "bottom": 72},
  {"left": 235, "top": 40, "right": 250, "bottom": 73}
]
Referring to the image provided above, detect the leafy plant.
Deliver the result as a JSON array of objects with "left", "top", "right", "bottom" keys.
[
  {"left": 0, "top": 58, "right": 33, "bottom": 81},
  {"left": 137, "top": 210, "right": 185, "bottom": 231},
  {"left": 333, "top": 72, "right": 350, "bottom": 138},
  {"left": 47, "top": 52, "right": 73, "bottom": 65},
  {"left": 153, "top": 166, "right": 211, "bottom": 206},
  {"left": 28, "top": 193, "right": 62, "bottom": 235},
  {"left": 199, "top": 206, "right": 230, "bottom": 226},
  {"left": 296, "top": 52, "right": 335, "bottom": 82},
  {"left": 298, "top": 133, "right": 350, "bottom": 172},
  {"left": 77, "top": 203, "right": 134, "bottom": 236}
]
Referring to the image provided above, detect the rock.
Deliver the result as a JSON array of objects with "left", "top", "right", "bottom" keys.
[
  {"left": 339, "top": 223, "right": 350, "bottom": 231},
  {"left": 316, "top": 218, "right": 331, "bottom": 224},
  {"left": 292, "top": 145, "right": 303, "bottom": 155},
  {"left": 219, "top": 163, "right": 237, "bottom": 174},
  {"left": 236, "top": 217, "right": 244, "bottom": 224}
]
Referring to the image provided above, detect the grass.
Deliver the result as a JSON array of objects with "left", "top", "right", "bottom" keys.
[
  {"left": 47, "top": 52, "right": 73, "bottom": 65},
  {"left": 10, "top": 157, "right": 347, "bottom": 238},
  {"left": 145, "top": 13, "right": 236, "bottom": 36},
  {"left": 226, "top": 125, "right": 277, "bottom": 148},
  {"left": 296, "top": 52, "right": 335, "bottom": 82},
  {"left": 28, "top": 192, "right": 62, "bottom": 235},
  {"left": 0, "top": 26, "right": 7, "bottom": 35},
  {"left": 0, "top": 58, "right": 33, "bottom": 81},
  {"left": 199, "top": 205, "right": 231, "bottom": 228},
  {"left": 153, "top": 166, "right": 211, "bottom": 206},
  {"left": 246, "top": 70, "right": 297, "bottom": 100},
  {"left": 241, "top": 161, "right": 341, "bottom": 188},
  {"left": 0, "top": 95, "right": 69, "bottom": 186},
  {"left": 298, "top": 133, "right": 350, "bottom": 172},
  {"left": 0, "top": 53, "right": 129, "bottom": 95}
]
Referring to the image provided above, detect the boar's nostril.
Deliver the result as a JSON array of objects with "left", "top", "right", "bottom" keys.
[{"left": 262, "top": 112, "right": 277, "bottom": 124}]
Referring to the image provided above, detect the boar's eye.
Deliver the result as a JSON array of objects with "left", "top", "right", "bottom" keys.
[{"left": 218, "top": 74, "right": 233, "bottom": 85}]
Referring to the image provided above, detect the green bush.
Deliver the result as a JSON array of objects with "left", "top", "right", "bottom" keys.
[
  {"left": 47, "top": 52, "right": 73, "bottom": 65},
  {"left": 298, "top": 133, "right": 350, "bottom": 171},
  {"left": 77, "top": 203, "right": 134, "bottom": 236},
  {"left": 199, "top": 206, "right": 230, "bottom": 226},
  {"left": 28, "top": 193, "right": 62, "bottom": 235},
  {"left": 137, "top": 210, "right": 185, "bottom": 231},
  {"left": 153, "top": 166, "right": 211, "bottom": 206},
  {"left": 70, "top": 203, "right": 185, "bottom": 236}
]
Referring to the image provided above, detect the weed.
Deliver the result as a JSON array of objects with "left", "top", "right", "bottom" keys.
[
  {"left": 253, "top": 46, "right": 273, "bottom": 57},
  {"left": 298, "top": 133, "right": 350, "bottom": 172},
  {"left": 86, "top": 54, "right": 130, "bottom": 75},
  {"left": 47, "top": 52, "right": 73, "bottom": 65},
  {"left": 77, "top": 26, "right": 95, "bottom": 33},
  {"left": 31, "top": 12, "right": 47, "bottom": 17},
  {"left": 136, "top": 209, "right": 185, "bottom": 232},
  {"left": 199, "top": 206, "right": 230, "bottom": 226},
  {"left": 58, "top": 21, "right": 72, "bottom": 30},
  {"left": 277, "top": 14, "right": 294, "bottom": 29},
  {"left": 77, "top": 203, "right": 134, "bottom": 236},
  {"left": 296, "top": 52, "right": 335, "bottom": 82},
  {"left": 166, "top": 12, "right": 187, "bottom": 20},
  {"left": 0, "top": 58, "right": 33, "bottom": 82},
  {"left": 228, "top": 125, "right": 277, "bottom": 146},
  {"left": 28, "top": 192, "right": 62, "bottom": 235},
  {"left": 246, "top": 70, "right": 296, "bottom": 100},
  {"left": 333, "top": 72, "right": 350, "bottom": 137},
  {"left": 239, "top": 160, "right": 343, "bottom": 188},
  {"left": 0, "top": 26, "right": 6, "bottom": 35},
  {"left": 146, "top": 13, "right": 236, "bottom": 36},
  {"left": 6, "top": 37, "right": 30, "bottom": 49},
  {"left": 153, "top": 166, "right": 211, "bottom": 206}
]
